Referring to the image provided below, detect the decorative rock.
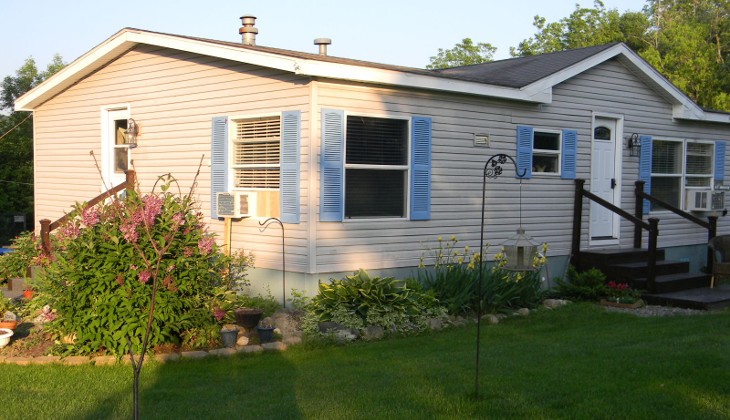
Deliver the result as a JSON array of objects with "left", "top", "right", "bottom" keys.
[
  {"left": 209, "top": 348, "right": 236, "bottom": 357},
  {"left": 362, "top": 325, "right": 384, "bottom": 341},
  {"left": 91, "top": 356, "right": 116, "bottom": 366},
  {"left": 426, "top": 318, "right": 442, "bottom": 330},
  {"left": 3, "top": 311, "right": 17, "bottom": 321},
  {"left": 334, "top": 329, "right": 357, "bottom": 343},
  {"left": 272, "top": 309, "right": 305, "bottom": 337},
  {"left": 236, "top": 336, "right": 250, "bottom": 346},
  {"left": 516, "top": 308, "right": 530, "bottom": 317},
  {"left": 5, "top": 356, "right": 31, "bottom": 365},
  {"left": 482, "top": 314, "right": 499, "bottom": 325},
  {"left": 180, "top": 351, "right": 209, "bottom": 359},
  {"left": 33, "top": 356, "right": 62, "bottom": 365},
  {"left": 283, "top": 336, "right": 302, "bottom": 345},
  {"left": 63, "top": 356, "right": 91, "bottom": 365},
  {"left": 543, "top": 299, "right": 571, "bottom": 309},
  {"left": 318, "top": 321, "right": 361, "bottom": 339},
  {"left": 154, "top": 353, "right": 180, "bottom": 363},
  {"left": 262, "top": 341, "right": 287, "bottom": 351},
  {"left": 260, "top": 316, "right": 275, "bottom": 328},
  {"left": 241, "top": 344, "right": 263, "bottom": 353}
]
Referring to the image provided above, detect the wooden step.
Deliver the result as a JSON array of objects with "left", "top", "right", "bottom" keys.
[
  {"left": 578, "top": 248, "right": 666, "bottom": 271},
  {"left": 608, "top": 260, "right": 690, "bottom": 281},
  {"left": 631, "top": 272, "right": 711, "bottom": 294},
  {"left": 642, "top": 284, "right": 730, "bottom": 310}
]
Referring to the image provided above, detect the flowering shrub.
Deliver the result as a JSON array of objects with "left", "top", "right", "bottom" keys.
[
  {"left": 0, "top": 232, "right": 50, "bottom": 285},
  {"left": 417, "top": 236, "right": 547, "bottom": 314},
  {"left": 38, "top": 176, "right": 253, "bottom": 355}
]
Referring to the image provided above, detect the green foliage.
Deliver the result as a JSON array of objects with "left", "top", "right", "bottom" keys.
[
  {"left": 304, "top": 269, "right": 445, "bottom": 334},
  {"left": 37, "top": 176, "right": 252, "bottom": 355},
  {"left": 417, "top": 236, "right": 547, "bottom": 315},
  {"left": 426, "top": 38, "right": 497, "bottom": 69},
  {"left": 552, "top": 266, "right": 608, "bottom": 301},
  {"left": 0, "top": 231, "right": 48, "bottom": 285},
  {"left": 288, "top": 288, "right": 310, "bottom": 311}
]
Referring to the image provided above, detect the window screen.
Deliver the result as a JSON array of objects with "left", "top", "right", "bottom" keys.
[{"left": 233, "top": 116, "right": 280, "bottom": 189}]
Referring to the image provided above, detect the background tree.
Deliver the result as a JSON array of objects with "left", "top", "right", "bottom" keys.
[
  {"left": 0, "top": 55, "right": 64, "bottom": 243},
  {"left": 426, "top": 38, "right": 497, "bottom": 69}
]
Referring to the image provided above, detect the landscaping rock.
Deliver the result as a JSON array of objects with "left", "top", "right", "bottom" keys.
[
  {"left": 272, "top": 309, "right": 305, "bottom": 337},
  {"left": 260, "top": 316, "right": 275, "bottom": 328},
  {"left": 543, "top": 299, "right": 571, "bottom": 309},
  {"left": 262, "top": 342, "right": 287, "bottom": 351},
  {"left": 91, "top": 356, "right": 116, "bottom": 366},
  {"left": 362, "top": 325, "right": 384, "bottom": 341},
  {"left": 209, "top": 348, "right": 236, "bottom": 357},
  {"left": 318, "top": 321, "right": 361, "bottom": 339},
  {"left": 63, "top": 356, "right": 91, "bottom": 365},
  {"left": 180, "top": 351, "right": 208, "bottom": 359},
  {"left": 236, "top": 336, "right": 250, "bottom": 346},
  {"left": 5, "top": 356, "right": 31, "bottom": 365},
  {"left": 482, "top": 314, "right": 499, "bottom": 325},
  {"left": 32, "top": 355, "right": 62, "bottom": 365},
  {"left": 334, "top": 330, "right": 357, "bottom": 344},
  {"left": 241, "top": 344, "right": 263, "bottom": 353},
  {"left": 426, "top": 318, "right": 442, "bottom": 330},
  {"left": 450, "top": 316, "right": 466, "bottom": 327},
  {"left": 283, "top": 336, "right": 302, "bottom": 345},
  {"left": 154, "top": 353, "right": 180, "bottom": 363},
  {"left": 516, "top": 308, "right": 530, "bottom": 317}
]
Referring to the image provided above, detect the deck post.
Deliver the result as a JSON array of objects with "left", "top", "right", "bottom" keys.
[
  {"left": 647, "top": 217, "right": 659, "bottom": 293},
  {"left": 40, "top": 218, "right": 51, "bottom": 256},
  {"left": 571, "top": 179, "right": 585, "bottom": 269},
  {"left": 707, "top": 215, "right": 718, "bottom": 274},
  {"left": 634, "top": 181, "right": 645, "bottom": 248},
  {"left": 125, "top": 169, "right": 136, "bottom": 195}
]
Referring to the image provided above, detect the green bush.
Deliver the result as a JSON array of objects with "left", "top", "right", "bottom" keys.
[
  {"left": 0, "top": 232, "right": 49, "bottom": 285},
  {"left": 302, "top": 269, "right": 446, "bottom": 334},
  {"left": 38, "top": 176, "right": 252, "bottom": 355},
  {"left": 552, "top": 266, "right": 608, "bottom": 302},
  {"left": 416, "top": 236, "right": 547, "bottom": 315}
]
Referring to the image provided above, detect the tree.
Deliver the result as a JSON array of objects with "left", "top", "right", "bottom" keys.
[
  {"left": 426, "top": 38, "right": 497, "bottom": 69},
  {"left": 510, "top": 0, "right": 730, "bottom": 111},
  {"left": 0, "top": 55, "right": 64, "bottom": 242}
]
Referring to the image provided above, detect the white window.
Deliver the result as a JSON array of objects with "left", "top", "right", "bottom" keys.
[
  {"left": 532, "top": 130, "right": 561, "bottom": 175},
  {"left": 232, "top": 116, "right": 281, "bottom": 189},
  {"left": 344, "top": 115, "right": 409, "bottom": 218},
  {"left": 651, "top": 139, "right": 714, "bottom": 210}
]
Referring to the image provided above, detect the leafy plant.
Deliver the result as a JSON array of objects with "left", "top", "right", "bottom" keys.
[
  {"left": 606, "top": 281, "right": 642, "bottom": 304},
  {"left": 0, "top": 232, "right": 50, "bottom": 286},
  {"left": 552, "top": 266, "right": 608, "bottom": 302}
]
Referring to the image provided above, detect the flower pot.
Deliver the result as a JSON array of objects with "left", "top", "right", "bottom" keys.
[
  {"left": 219, "top": 327, "right": 239, "bottom": 348},
  {"left": 0, "top": 328, "right": 13, "bottom": 348},
  {"left": 23, "top": 290, "right": 33, "bottom": 299},
  {"left": 233, "top": 308, "right": 263, "bottom": 329},
  {"left": 0, "top": 320, "right": 17, "bottom": 331},
  {"left": 256, "top": 326, "right": 275, "bottom": 344}
]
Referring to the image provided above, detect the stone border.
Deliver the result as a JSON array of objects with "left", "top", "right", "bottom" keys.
[{"left": 0, "top": 336, "right": 302, "bottom": 366}]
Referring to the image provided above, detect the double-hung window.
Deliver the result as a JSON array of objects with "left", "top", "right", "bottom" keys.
[
  {"left": 515, "top": 125, "right": 577, "bottom": 179},
  {"left": 532, "top": 131, "right": 561, "bottom": 174},
  {"left": 344, "top": 116, "right": 409, "bottom": 218},
  {"left": 649, "top": 139, "right": 714, "bottom": 211},
  {"left": 232, "top": 116, "right": 281, "bottom": 189}
]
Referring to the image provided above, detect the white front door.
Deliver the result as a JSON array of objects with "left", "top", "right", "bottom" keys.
[
  {"left": 102, "top": 108, "right": 130, "bottom": 188},
  {"left": 590, "top": 117, "right": 619, "bottom": 240}
]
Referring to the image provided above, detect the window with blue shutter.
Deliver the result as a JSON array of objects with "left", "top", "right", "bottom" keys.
[
  {"left": 638, "top": 135, "right": 653, "bottom": 214},
  {"left": 320, "top": 109, "right": 344, "bottom": 222},
  {"left": 516, "top": 126, "right": 533, "bottom": 179},
  {"left": 280, "top": 110, "right": 300, "bottom": 224},
  {"left": 210, "top": 116, "right": 228, "bottom": 219},
  {"left": 410, "top": 116, "right": 431, "bottom": 220},
  {"left": 561, "top": 129, "right": 577, "bottom": 179},
  {"left": 715, "top": 141, "right": 726, "bottom": 182}
]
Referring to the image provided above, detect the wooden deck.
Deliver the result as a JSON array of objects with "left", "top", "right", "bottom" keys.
[{"left": 642, "top": 284, "right": 730, "bottom": 310}]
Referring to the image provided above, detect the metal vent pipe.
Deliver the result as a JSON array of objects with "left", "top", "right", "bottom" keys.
[
  {"left": 314, "top": 38, "right": 331, "bottom": 56},
  {"left": 240, "top": 15, "right": 258, "bottom": 46}
]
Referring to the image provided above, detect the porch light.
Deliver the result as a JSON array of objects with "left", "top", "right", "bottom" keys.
[
  {"left": 501, "top": 228, "right": 539, "bottom": 271},
  {"left": 124, "top": 118, "right": 138, "bottom": 148},
  {"left": 627, "top": 133, "right": 640, "bottom": 157}
]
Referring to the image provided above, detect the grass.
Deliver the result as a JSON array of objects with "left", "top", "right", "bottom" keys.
[{"left": 1, "top": 303, "right": 729, "bottom": 419}]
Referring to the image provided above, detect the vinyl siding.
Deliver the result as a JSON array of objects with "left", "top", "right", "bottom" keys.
[{"left": 33, "top": 44, "right": 311, "bottom": 272}]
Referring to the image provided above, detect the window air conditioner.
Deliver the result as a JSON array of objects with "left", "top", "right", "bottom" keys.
[
  {"left": 685, "top": 189, "right": 725, "bottom": 211},
  {"left": 216, "top": 192, "right": 255, "bottom": 218}
]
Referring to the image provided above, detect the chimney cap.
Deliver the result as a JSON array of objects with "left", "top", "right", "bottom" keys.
[
  {"left": 314, "top": 38, "right": 332, "bottom": 45},
  {"left": 240, "top": 15, "right": 258, "bottom": 46}
]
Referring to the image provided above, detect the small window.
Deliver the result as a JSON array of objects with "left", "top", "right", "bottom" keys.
[
  {"left": 345, "top": 116, "right": 408, "bottom": 218},
  {"left": 232, "top": 116, "right": 281, "bottom": 189},
  {"left": 594, "top": 126, "right": 611, "bottom": 140},
  {"left": 113, "top": 119, "right": 129, "bottom": 174},
  {"left": 532, "top": 131, "right": 561, "bottom": 174}
]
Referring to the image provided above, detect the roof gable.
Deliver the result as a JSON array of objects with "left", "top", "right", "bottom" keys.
[{"left": 14, "top": 28, "right": 730, "bottom": 124}]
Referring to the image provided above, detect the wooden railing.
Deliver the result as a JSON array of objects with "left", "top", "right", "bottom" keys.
[
  {"left": 634, "top": 180, "right": 717, "bottom": 274},
  {"left": 39, "top": 170, "right": 136, "bottom": 255},
  {"left": 571, "top": 179, "right": 660, "bottom": 291}
]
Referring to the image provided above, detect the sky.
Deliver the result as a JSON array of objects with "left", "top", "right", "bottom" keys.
[{"left": 0, "top": 0, "right": 646, "bottom": 83}]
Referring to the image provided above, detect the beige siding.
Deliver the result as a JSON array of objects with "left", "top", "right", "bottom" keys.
[{"left": 33, "top": 45, "right": 312, "bottom": 272}]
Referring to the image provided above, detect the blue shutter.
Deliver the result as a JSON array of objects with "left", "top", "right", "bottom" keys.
[
  {"left": 280, "top": 110, "right": 300, "bottom": 224},
  {"left": 410, "top": 116, "right": 431, "bottom": 220},
  {"left": 320, "top": 109, "right": 344, "bottom": 222},
  {"left": 210, "top": 116, "right": 228, "bottom": 219},
  {"left": 638, "top": 135, "right": 653, "bottom": 214},
  {"left": 516, "top": 125, "right": 533, "bottom": 179},
  {"left": 715, "top": 141, "right": 726, "bottom": 182},
  {"left": 561, "top": 129, "right": 577, "bottom": 179}
]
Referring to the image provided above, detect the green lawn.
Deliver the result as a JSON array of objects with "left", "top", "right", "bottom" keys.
[{"left": 2, "top": 304, "right": 729, "bottom": 419}]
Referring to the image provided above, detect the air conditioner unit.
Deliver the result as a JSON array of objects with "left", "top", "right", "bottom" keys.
[
  {"left": 216, "top": 192, "right": 255, "bottom": 218},
  {"left": 685, "top": 189, "right": 725, "bottom": 211}
]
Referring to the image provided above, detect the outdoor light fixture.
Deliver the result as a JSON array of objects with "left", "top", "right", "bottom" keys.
[
  {"left": 124, "top": 118, "right": 139, "bottom": 148},
  {"left": 627, "top": 133, "right": 641, "bottom": 157}
]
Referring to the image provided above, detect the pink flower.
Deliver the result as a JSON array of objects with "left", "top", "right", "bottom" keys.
[
  {"left": 183, "top": 247, "right": 194, "bottom": 258},
  {"left": 166, "top": 265, "right": 175, "bottom": 272},
  {"left": 137, "top": 270, "right": 151, "bottom": 284},
  {"left": 129, "top": 264, "right": 138, "bottom": 270},
  {"left": 213, "top": 307, "right": 225, "bottom": 321},
  {"left": 172, "top": 212, "right": 184, "bottom": 226},
  {"left": 141, "top": 194, "right": 163, "bottom": 226},
  {"left": 115, "top": 275, "right": 123, "bottom": 286},
  {"left": 120, "top": 223, "right": 138, "bottom": 243},
  {"left": 81, "top": 206, "right": 99, "bottom": 227},
  {"left": 198, "top": 236, "right": 214, "bottom": 256}
]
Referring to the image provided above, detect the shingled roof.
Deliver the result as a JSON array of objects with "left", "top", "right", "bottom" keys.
[{"left": 430, "top": 43, "right": 621, "bottom": 88}]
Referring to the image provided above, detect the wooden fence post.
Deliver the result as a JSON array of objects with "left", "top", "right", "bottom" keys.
[
  {"left": 634, "top": 181, "right": 645, "bottom": 248},
  {"left": 571, "top": 179, "right": 585, "bottom": 269},
  {"left": 125, "top": 169, "right": 136, "bottom": 195},
  {"left": 647, "top": 217, "right": 659, "bottom": 293},
  {"left": 707, "top": 215, "right": 718, "bottom": 274},
  {"left": 40, "top": 218, "right": 51, "bottom": 256}
]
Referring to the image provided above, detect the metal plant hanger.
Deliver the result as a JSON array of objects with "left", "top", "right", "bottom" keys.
[
  {"left": 475, "top": 153, "right": 527, "bottom": 397},
  {"left": 259, "top": 217, "right": 286, "bottom": 308}
]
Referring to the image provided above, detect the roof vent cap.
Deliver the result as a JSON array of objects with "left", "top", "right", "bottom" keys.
[
  {"left": 240, "top": 15, "right": 258, "bottom": 46},
  {"left": 314, "top": 38, "right": 332, "bottom": 56}
]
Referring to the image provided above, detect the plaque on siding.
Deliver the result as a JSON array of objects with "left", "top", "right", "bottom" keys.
[
  {"left": 474, "top": 133, "right": 489, "bottom": 147},
  {"left": 216, "top": 193, "right": 235, "bottom": 217}
]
